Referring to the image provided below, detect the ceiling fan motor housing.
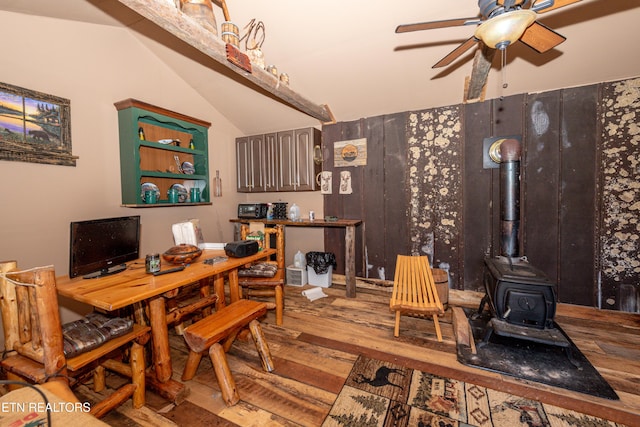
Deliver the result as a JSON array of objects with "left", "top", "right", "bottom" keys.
[{"left": 479, "top": 0, "right": 527, "bottom": 18}]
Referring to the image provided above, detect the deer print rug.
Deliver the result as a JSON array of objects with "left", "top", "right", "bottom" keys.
[{"left": 323, "top": 355, "right": 624, "bottom": 427}]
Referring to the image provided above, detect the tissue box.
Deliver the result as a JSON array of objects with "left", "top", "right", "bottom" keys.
[
  {"left": 307, "top": 265, "right": 333, "bottom": 288},
  {"left": 286, "top": 265, "right": 307, "bottom": 287}
]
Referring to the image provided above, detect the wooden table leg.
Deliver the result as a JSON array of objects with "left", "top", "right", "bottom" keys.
[
  {"left": 145, "top": 294, "right": 188, "bottom": 403},
  {"left": 345, "top": 224, "right": 356, "bottom": 298},
  {"left": 148, "top": 295, "right": 172, "bottom": 383},
  {"left": 213, "top": 273, "right": 226, "bottom": 310},
  {"left": 228, "top": 269, "right": 240, "bottom": 303}
]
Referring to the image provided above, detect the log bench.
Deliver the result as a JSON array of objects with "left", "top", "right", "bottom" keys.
[{"left": 181, "top": 299, "right": 274, "bottom": 406}]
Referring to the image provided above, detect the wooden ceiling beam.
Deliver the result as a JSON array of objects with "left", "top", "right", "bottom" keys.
[
  {"left": 115, "top": 0, "right": 333, "bottom": 123},
  {"left": 464, "top": 43, "right": 496, "bottom": 103}
]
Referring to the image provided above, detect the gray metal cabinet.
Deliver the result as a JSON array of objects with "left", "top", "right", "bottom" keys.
[
  {"left": 264, "top": 133, "right": 279, "bottom": 192},
  {"left": 236, "top": 127, "right": 321, "bottom": 192},
  {"left": 276, "top": 130, "right": 295, "bottom": 191},
  {"left": 293, "top": 127, "right": 319, "bottom": 191},
  {"left": 236, "top": 134, "right": 266, "bottom": 192}
]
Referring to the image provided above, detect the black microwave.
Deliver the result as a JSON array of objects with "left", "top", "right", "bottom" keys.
[{"left": 238, "top": 203, "right": 268, "bottom": 219}]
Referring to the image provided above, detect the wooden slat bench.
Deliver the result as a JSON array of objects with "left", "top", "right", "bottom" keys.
[{"left": 181, "top": 299, "right": 274, "bottom": 406}]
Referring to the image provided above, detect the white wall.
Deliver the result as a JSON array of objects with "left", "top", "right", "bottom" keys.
[
  {"left": 0, "top": 10, "right": 328, "bottom": 332},
  {"left": 0, "top": 11, "right": 247, "bottom": 321}
]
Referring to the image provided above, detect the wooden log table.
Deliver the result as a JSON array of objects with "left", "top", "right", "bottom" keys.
[
  {"left": 56, "top": 248, "right": 275, "bottom": 402},
  {"left": 230, "top": 218, "right": 363, "bottom": 297}
]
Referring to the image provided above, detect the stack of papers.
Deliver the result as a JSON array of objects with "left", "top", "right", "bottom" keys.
[{"left": 172, "top": 219, "right": 204, "bottom": 246}]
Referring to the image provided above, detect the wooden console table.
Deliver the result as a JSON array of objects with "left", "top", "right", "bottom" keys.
[{"left": 230, "top": 218, "right": 363, "bottom": 297}]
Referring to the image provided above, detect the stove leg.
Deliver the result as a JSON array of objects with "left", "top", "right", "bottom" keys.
[
  {"left": 473, "top": 294, "right": 490, "bottom": 319},
  {"left": 477, "top": 320, "right": 494, "bottom": 349}
]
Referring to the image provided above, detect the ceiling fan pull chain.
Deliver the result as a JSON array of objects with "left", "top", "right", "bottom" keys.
[
  {"left": 500, "top": 47, "right": 508, "bottom": 100},
  {"left": 502, "top": 47, "right": 507, "bottom": 88}
]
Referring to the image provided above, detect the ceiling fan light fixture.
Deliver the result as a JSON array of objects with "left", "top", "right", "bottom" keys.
[{"left": 474, "top": 9, "right": 536, "bottom": 49}]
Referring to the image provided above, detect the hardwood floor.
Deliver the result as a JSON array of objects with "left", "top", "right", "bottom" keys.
[{"left": 63, "top": 280, "right": 640, "bottom": 425}]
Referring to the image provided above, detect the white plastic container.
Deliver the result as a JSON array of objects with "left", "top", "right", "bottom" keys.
[
  {"left": 288, "top": 203, "right": 301, "bottom": 221},
  {"left": 293, "top": 250, "right": 305, "bottom": 268},
  {"left": 286, "top": 265, "right": 307, "bottom": 287},
  {"left": 307, "top": 265, "right": 333, "bottom": 288}
]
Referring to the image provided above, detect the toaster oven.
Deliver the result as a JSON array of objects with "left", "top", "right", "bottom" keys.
[{"left": 238, "top": 203, "right": 268, "bottom": 219}]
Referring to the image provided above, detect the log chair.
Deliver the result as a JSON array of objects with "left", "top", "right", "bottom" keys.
[
  {"left": 238, "top": 224, "right": 286, "bottom": 325},
  {"left": 181, "top": 299, "right": 274, "bottom": 406},
  {"left": 0, "top": 261, "right": 150, "bottom": 418}
]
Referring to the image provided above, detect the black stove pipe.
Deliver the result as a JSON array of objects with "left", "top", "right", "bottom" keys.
[{"left": 499, "top": 139, "right": 521, "bottom": 258}]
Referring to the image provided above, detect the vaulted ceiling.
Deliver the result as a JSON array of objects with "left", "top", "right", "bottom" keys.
[{"left": 1, "top": 0, "right": 638, "bottom": 134}]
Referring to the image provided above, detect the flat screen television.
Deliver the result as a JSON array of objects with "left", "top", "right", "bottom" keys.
[{"left": 69, "top": 215, "right": 141, "bottom": 278}]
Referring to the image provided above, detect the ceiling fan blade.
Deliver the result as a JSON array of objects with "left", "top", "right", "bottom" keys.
[
  {"left": 532, "top": 0, "right": 581, "bottom": 13},
  {"left": 433, "top": 37, "right": 478, "bottom": 68},
  {"left": 396, "top": 17, "right": 480, "bottom": 33},
  {"left": 519, "top": 21, "right": 566, "bottom": 53},
  {"left": 466, "top": 44, "right": 497, "bottom": 101}
]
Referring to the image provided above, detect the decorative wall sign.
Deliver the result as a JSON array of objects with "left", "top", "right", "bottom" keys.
[
  {"left": 333, "top": 137, "right": 367, "bottom": 167},
  {"left": 317, "top": 170, "right": 332, "bottom": 194},
  {"left": 0, "top": 82, "right": 76, "bottom": 166},
  {"left": 339, "top": 170, "right": 352, "bottom": 194}
]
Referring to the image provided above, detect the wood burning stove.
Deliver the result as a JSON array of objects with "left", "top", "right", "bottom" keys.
[
  {"left": 478, "top": 138, "right": 569, "bottom": 348},
  {"left": 483, "top": 256, "right": 556, "bottom": 329}
]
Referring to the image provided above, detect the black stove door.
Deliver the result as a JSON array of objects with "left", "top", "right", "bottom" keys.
[{"left": 501, "top": 283, "right": 553, "bottom": 329}]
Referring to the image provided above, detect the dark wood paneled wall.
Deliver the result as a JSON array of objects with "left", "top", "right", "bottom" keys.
[
  {"left": 322, "top": 77, "right": 640, "bottom": 311},
  {"left": 599, "top": 79, "right": 640, "bottom": 312}
]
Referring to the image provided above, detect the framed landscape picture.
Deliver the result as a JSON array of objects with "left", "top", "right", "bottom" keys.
[{"left": 0, "top": 82, "right": 77, "bottom": 166}]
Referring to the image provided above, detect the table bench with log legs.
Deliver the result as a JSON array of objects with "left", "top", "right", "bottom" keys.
[{"left": 56, "top": 248, "right": 275, "bottom": 403}]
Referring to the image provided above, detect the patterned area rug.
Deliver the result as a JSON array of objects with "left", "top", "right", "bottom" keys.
[{"left": 323, "top": 355, "right": 624, "bottom": 427}]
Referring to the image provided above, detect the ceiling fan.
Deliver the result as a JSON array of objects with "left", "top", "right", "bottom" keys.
[{"left": 396, "top": 0, "right": 581, "bottom": 100}]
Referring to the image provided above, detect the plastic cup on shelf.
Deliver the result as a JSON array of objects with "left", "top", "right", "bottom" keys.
[
  {"left": 167, "top": 188, "right": 179, "bottom": 203},
  {"left": 190, "top": 188, "right": 201, "bottom": 203},
  {"left": 144, "top": 190, "right": 157, "bottom": 204}
]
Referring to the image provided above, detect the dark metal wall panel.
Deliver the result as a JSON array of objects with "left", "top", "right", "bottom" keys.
[
  {"left": 406, "top": 107, "right": 463, "bottom": 285},
  {"left": 361, "top": 115, "right": 386, "bottom": 279},
  {"left": 333, "top": 120, "right": 365, "bottom": 274},
  {"left": 323, "top": 114, "right": 410, "bottom": 280},
  {"left": 323, "top": 120, "right": 363, "bottom": 274},
  {"left": 490, "top": 94, "right": 526, "bottom": 257},
  {"left": 522, "top": 91, "right": 562, "bottom": 281},
  {"left": 462, "top": 101, "right": 495, "bottom": 291},
  {"left": 558, "top": 84, "right": 599, "bottom": 306},
  {"left": 322, "top": 122, "right": 346, "bottom": 272},
  {"left": 598, "top": 78, "right": 640, "bottom": 311},
  {"left": 382, "top": 112, "right": 411, "bottom": 280},
  {"left": 461, "top": 95, "right": 525, "bottom": 291},
  {"left": 320, "top": 77, "right": 639, "bottom": 312},
  {"left": 340, "top": 119, "right": 365, "bottom": 222},
  {"left": 322, "top": 122, "right": 343, "bottom": 216}
]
